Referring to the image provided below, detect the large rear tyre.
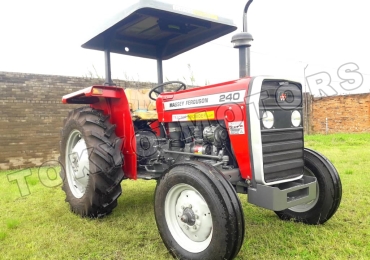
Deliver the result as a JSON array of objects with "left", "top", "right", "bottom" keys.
[
  {"left": 154, "top": 161, "right": 244, "bottom": 260},
  {"left": 59, "top": 107, "right": 124, "bottom": 218},
  {"left": 275, "top": 148, "right": 342, "bottom": 224}
]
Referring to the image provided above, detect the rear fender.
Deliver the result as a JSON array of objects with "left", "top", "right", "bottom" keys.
[
  {"left": 62, "top": 86, "right": 137, "bottom": 179},
  {"left": 62, "top": 86, "right": 122, "bottom": 104}
]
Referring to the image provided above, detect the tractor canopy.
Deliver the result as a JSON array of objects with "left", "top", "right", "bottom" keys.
[{"left": 81, "top": 0, "right": 237, "bottom": 60}]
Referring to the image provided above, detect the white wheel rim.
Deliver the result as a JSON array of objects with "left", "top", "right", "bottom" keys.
[
  {"left": 164, "top": 183, "right": 213, "bottom": 253},
  {"left": 289, "top": 168, "right": 319, "bottom": 212},
  {"left": 65, "top": 129, "right": 90, "bottom": 198}
]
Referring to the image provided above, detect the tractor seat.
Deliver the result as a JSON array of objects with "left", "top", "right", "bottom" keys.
[{"left": 124, "top": 88, "right": 158, "bottom": 120}]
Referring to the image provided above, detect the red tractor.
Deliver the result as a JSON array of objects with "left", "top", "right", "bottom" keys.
[{"left": 60, "top": 1, "right": 342, "bottom": 259}]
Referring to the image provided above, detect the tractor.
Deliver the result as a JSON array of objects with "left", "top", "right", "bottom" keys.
[{"left": 59, "top": 1, "right": 342, "bottom": 259}]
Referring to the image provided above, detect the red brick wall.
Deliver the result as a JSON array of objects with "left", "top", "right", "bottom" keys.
[{"left": 310, "top": 94, "right": 370, "bottom": 134}]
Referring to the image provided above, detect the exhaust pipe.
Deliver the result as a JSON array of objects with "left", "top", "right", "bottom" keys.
[{"left": 232, "top": 0, "right": 254, "bottom": 78}]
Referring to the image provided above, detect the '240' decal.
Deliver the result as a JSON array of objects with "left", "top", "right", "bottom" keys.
[{"left": 219, "top": 93, "right": 241, "bottom": 102}]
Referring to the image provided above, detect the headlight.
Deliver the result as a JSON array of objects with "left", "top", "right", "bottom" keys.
[
  {"left": 291, "top": 110, "right": 301, "bottom": 127},
  {"left": 262, "top": 111, "right": 274, "bottom": 129}
]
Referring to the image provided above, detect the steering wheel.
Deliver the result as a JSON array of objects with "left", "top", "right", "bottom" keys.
[{"left": 149, "top": 81, "right": 187, "bottom": 101}]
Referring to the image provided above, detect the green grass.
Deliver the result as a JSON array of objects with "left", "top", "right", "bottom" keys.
[{"left": 1, "top": 133, "right": 370, "bottom": 259}]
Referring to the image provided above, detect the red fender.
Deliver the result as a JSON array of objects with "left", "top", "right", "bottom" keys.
[{"left": 62, "top": 86, "right": 137, "bottom": 179}]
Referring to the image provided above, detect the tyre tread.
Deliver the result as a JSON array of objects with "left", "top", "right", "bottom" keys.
[
  {"left": 59, "top": 107, "right": 124, "bottom": 218},
  {"left": 154, "top": 161, "right": 245, "bottom": 260}
]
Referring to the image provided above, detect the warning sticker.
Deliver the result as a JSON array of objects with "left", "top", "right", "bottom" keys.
[
  {"left": 228, "top": 121, "right": 245, "bottom": 135},
  {"left": 172, "top": 111, "right": 215, "bottom": 122}
]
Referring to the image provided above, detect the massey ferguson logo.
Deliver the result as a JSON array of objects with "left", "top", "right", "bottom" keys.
[{"left": 279, "top": 92, "right": 287, "bottom": 101}]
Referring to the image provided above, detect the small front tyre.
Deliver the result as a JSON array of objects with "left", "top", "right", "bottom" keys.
[
  {"left": 154, "top": 161, "right": 244, "bottom": 260},
  {"left": 275, "top": 148, "right": 342, "bottom": 224}
]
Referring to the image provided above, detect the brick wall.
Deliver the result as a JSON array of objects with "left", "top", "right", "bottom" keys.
[
  {"left": 310, "top": 94, "right": 370, "bottom": 134},
  {"left": 0, "top": 72, "right": 154, "bottom": 170}
]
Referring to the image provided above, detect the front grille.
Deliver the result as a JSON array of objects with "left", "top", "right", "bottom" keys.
[
  {"left": 259, "top": 80, "right": 302, "bottom": 109},
  {"left": 261, "top": 129, "right": 304, "bottom": 183},
  {"left": 259, "top": 80, "right": 304, "bottom": 183}
]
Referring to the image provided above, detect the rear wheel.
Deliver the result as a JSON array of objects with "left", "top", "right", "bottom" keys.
[
  {"left": 59, "top": 107, "right": 124, "bottom": 217},
  {"left": 275, "top": 148, "right": 342, "bottom": 224},
  {"left": 154, "top": 161, "right": 244, "bottom": 260}
]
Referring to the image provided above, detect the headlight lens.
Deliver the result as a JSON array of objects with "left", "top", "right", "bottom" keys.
[
  {"left": 291, "top": 110, "right": 301, "bottom": 127},
  {"left": 262, "top": 111, "right": 274, "bottom": 129}
]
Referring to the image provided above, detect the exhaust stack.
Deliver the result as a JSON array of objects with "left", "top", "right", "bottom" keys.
[{"left": 232, "top": 0, "right": 254, "bottom": 78}]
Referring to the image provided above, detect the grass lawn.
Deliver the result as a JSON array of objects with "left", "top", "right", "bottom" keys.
[{"left": 0, "top": 133, "right": 369, "bottom": 259}]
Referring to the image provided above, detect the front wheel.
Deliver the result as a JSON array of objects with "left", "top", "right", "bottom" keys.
[
  {"left": 275, "top": 148, "right": 342, "bottom": 224},
  {"left": 154, "top": 161, "right": 244, "bottom": 260}
]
